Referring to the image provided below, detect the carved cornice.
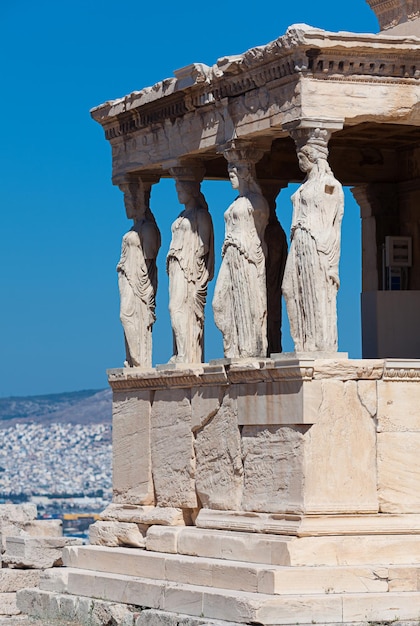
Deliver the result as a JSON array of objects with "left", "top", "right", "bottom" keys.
[
  {"left": 107, "top": 365, "right": 228, "bottom": 391},
  {"left": 90, "top": 25, "right": 420, "bottom": 143},
  {"left": 383, "top": 359, "right": 420, "bottom": 380},
  {"left": 107, "top": 359, "right": 320, "bottom": 391},
  {"left": 271, "top": 358, "right": 315, "bottom": 381},
  {"left": 366, "top": 0, "right": 420, "bottom": 30},
  {"left": 106, "top": 358, "right": 420, "bottom": 390}
]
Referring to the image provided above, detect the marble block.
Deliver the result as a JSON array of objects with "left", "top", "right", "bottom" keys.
[
  {"left": 194, "top": 394, "right": 243, "bottom": 510},
  {"left": 151, "top": 388, "right": 197, "bottom": 509},
  {"left": 242, "top": 425, "right": 306, "bottom": 513},
  {"left": 89, "top": 521, "right": 145, "bottom": 548},
  {"left": 378, "top": 432, "right": 420, "bottom": 513},
  {"left": 3, "top": 537, "right": 82, "bottom": 569},
  {"left": 303, "top": 379, "right": 378, "bottom": 514},
  {"left": 377, "top": 380, "right": 420, "bottom": 432},
  {"left": 112, "top": 389, "right": 154, "bottom": 505}
]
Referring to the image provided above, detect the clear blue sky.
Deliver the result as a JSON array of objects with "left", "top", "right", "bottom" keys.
[{"left": 0, "top": 0, "right": 379, "bottom": 396}]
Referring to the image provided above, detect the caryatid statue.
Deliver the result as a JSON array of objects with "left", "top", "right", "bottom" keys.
[
  {"left": 167, "top": 165, "right": 214, "bottom": 363},
  {"left": 212, "top": 142, "right": 270, "bottom": 358},
  {"left": 117, "top": 176, "right": 161, "bottom": 367},
  {"left": 282, "top": 127, "right": 344, "bottom": 352}
]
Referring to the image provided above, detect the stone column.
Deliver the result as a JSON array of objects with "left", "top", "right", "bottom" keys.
[
  {"left": 351, "top": 184, "right": 378, "bottom": 293},
  {"left": 282, "top": 123, "right": 344, "bottom": 353},
  {"left": 212, "top": 141, "right": 270, "bottom": 358},
  {"left": 116, "top": 174, "right": 161, "bottom": 368},
  {"left": 166, "top": 162, "right": 214, "bottom": 363},
  {"left": 352, "top": 175, "right": 420, "bottom": 359},
  {"left": 260, "top": 180, "right": 288, "bottom": 355}
]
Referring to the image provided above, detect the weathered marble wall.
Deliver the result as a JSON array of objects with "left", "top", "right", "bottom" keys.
[{"left": 107, "top": 357, "right": 420, "bottom": 531}]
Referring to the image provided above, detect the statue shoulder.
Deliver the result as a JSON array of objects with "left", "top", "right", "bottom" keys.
[
  {"left": 247, "top": 192, "right": 269, "bottom": 219},
  {"left": 321, "top": 172, "right": 342, "bottom": 190}
]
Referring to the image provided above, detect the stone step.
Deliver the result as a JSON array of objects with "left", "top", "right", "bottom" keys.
[
  {"left": 145, "top": 525, "right": 420, "bottom": 566},
  {"left": 31, "top": 568, "right": 420, "bottom": 625},
  {"left": 58, "top": 545, "right": 420, "bottom": 596}
]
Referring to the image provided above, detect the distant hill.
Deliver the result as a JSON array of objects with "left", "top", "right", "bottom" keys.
[{"left": 0, "top": 389, "right": 112, "bottom": 428}]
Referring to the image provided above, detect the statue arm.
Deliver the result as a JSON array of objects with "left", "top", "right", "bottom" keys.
[
  {"left": 250, "top": 194, "right": 269, "bottom": 242},
  {"left": 195, "top": 210, "right": 215, "bottom": 282},
  {"left": 315, "top": 182, "right": 344, "bottom": 287}
]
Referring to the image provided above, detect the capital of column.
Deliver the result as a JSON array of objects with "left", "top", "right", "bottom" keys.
[
  {"left": 118, "top": 173, "right": 160, "bottom": 221},
  {"left": 167, "top": 159, "right": 205, "bottom": 184},
  {"left": 284, "top": 118, "right": 343, "bottom": 154},
  {"left": 221, "top": 139, "right": 265, "bottom": 168}
]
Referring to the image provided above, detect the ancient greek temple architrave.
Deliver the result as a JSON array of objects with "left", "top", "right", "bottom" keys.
[{"left": 91, "top": 7, "right": 420, "bottom": 359}]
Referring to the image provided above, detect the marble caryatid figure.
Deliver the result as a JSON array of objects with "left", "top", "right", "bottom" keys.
[
  {"left": 282, "top": 128, "right": 344, "bottom": 352},
  {"left": 213, "top": 144, "right": 270, "bottom": 358},
  {"left": 117, "top": 177, "right": 161, "bottom": 367},
  {"left": 167, "top": 166, "right": 214, "bottom": 363}
]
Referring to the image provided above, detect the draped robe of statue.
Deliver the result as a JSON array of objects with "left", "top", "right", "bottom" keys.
[
  {"left": 117, "top": 215, "right": 160, "bottom": 367},
  {"left": 282, "top": 159, "right": 344, "bottom": 352},
  {"left": 167, "top": 206, "right": 214, "bottom": 363},
  {"left": 213, "top": 192, "right": 268, "bottom": 358}
]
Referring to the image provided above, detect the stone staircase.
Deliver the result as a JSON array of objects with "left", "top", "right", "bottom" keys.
[{"left": 16, "top": 525, "right": 420, "bottom": 625}]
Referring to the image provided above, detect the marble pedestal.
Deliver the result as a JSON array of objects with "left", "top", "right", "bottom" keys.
[
  {"left": 107, "top": 356, "right": 416, "bottom": 523},
  {"left": 18, "top": 357, "right": 420, "bottom": 626}
]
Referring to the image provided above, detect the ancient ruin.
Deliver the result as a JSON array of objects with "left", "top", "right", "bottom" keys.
[{"left": 16, "top": 1, "right": 420, "bottom": 624}]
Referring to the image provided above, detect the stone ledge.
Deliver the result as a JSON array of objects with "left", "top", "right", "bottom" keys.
[
  {"left": 108, "top": 357, "right": 390, "bottom": 392},
  {"left": 195, "top": 510, "right": 420, "bottom": 536},
  {"left": 50, "top": 545, "right": 420, "bottom": 595},
  {"left": 17, "top": 575, "right": 420, "bottom": 625},
  {"left": 145, "top": 525, "right": 420, "bottom": 566},
  {"left": 108, "top": 364, "right": 227, "bottom": 390}
]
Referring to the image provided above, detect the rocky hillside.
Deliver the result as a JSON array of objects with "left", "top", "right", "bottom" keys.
[{"left": 0, "top": 388, "right": 112, "bottom": 428}]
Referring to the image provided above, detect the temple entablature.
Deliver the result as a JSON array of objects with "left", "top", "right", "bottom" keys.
[{"left": 91, "top": 24, "right": 420, "bottom": 187}]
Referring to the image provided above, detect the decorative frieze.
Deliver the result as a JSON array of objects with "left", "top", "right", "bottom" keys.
[
  {"left": 383, "top": 358, "right": 420, "bottom": 380},
  {"left": 271, "top": 358, "right": 315, "bottom": 381}
]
